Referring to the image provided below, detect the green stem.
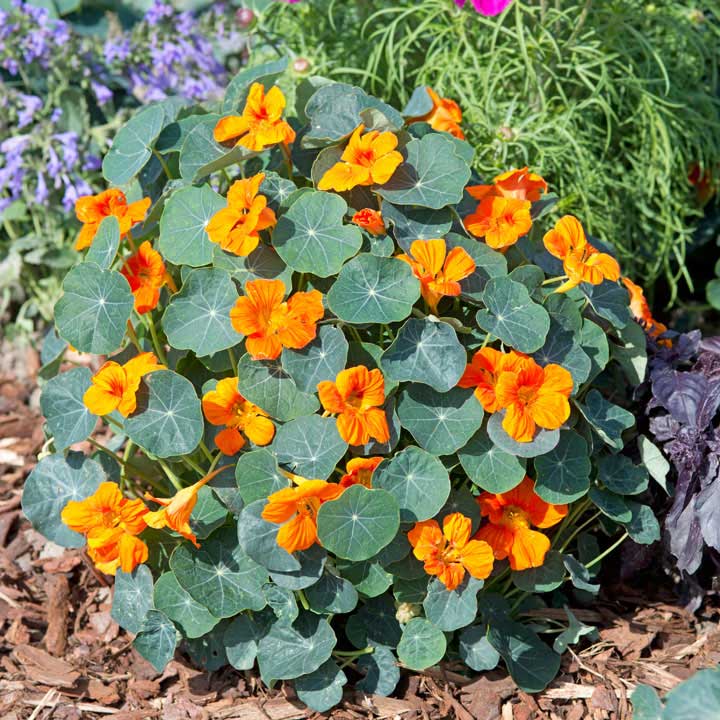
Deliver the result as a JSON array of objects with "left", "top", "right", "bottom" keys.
[
  {"left": 126, "top": 320, "right": 143, "bottom": 353},
  {"left": 296, "top": 589, "right": 310, "bottom": 611},
  {"left": 152, "top": 149, "right": 173, "bottom": 180},
  {"left": 145, "top": 313, "right": 168, "bottom": 366},
  {"left": 585, "top": 531, "right": 629, "bottom": 570},
  {"left": 158, "top": 459, "right": 184, "bottom": 492},
  {"left": 332, "top": 647, "right": 373, "bottom": 658},
  {"left": 183, "top": 456, "right": 207, "bottom": 477},
  {"left": 558, "top": 510, "right": 601, "bottom": 553},
  {"left": 227, "top": 346, "right": 238, "bottom": 376},
  {"left": 541, "top": 275, "right": 568, "bottom": 286},
  {"left": 199, "top": 440, "right": 214, "bottom": 464}
]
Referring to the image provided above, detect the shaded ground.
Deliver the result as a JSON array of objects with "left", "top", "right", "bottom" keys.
[{"left": 1, "top": 337, "right": 719, "bottom": 720}]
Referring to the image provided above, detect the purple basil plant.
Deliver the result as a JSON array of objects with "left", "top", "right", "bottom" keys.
[{"left": 645, "top": 331, "right": 720, "bottom": 578}]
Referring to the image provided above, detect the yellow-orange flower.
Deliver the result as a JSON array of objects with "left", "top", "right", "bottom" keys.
[
  {"left": 61, "top": 482, "right": 149, "bottom": 575},
  {"left": 475, "top": 476, "right": 567, "bottom": 571},
  {"left": 120, "top": 241, "right": 174, "bottom": 314},
  {"left": 463, "top": 196, "right": 532, "bottom": 250},
  {"left": 408, "top": 513, "right": 494, "bottom": 591},
  {"left": 229, "top": 278, "right": 324, "bottom": 360},
  {"left": 206, "top": 173, "right": 277, "bottom": 257},
  {"left": 214, "top": 82, "right": 296, "bottom": 152},
  {"left": 352, "top": 208, "right": 386, "bottom": 236},
  {"left": 317, "top": 366, "right": 390, "bottom": 446},
  {"left": 202, "top": 377, "right": 275, "bottom": 456},
  {"left": 408, "top": 87, "right": 464, "bottom": 140},
  {"left": 458, "top": 347, "right": 530, "bottom": 413},
  {"left": 622, "top": 277, "right": 670, "bottom": 346},
  {"left": 262, "top": 477, "right": 344, "bottom": 554},
  {"left": 495, "top": 360, "right": 573, "bottom": 442},
  {"left": 339, "top": 456, "right": 383, "bottom": 488},
  {"left": 74, "top": 188, "right": 151, "bottom": 251},
  {"left": 467, "top": 167, "right": 548, "bottom": 203},
  {"left": 144, "top": 466, "right": 229, "bottom": 549},
  {"left": 317, "top": 124, "right": 403, "bottom": 192},
  {"left": 83, "top": 352, "right": 164, "bottom": 417},
  {"left": 397, "top": 238, "right": 476, "bottom": 313},
  {"left": 543, "top": 215, "right": 621, "bottom": 293}
]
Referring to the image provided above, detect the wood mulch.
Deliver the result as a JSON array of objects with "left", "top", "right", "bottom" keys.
[{"left": 1, "top": 337, "right": 719, "bottom": 720}]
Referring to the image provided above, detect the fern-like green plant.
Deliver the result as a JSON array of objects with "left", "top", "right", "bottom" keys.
[{"left": 262, "top": 0, "right": 720, "bottom": 301}]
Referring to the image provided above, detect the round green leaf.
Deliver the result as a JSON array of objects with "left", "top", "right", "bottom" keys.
[
  {"left": 223, "top": 611, "right": 272, "bottom": 671},
  {"left": 377, "top": 134, "right": 470, "bottom": 209},
  {"left": 153, "top": 572, "right": 219, "bottom": 639},
  {"left": 162, "top": 268, "right": 242, "bottom": 356},
  {"left": 533, "top": 320, "right": 591, "bottom": 390},
  {"left": 305, "top": 571, "right": 359, "bottom": 614},
  {"left": 237, "top": 499, "right": 301, "bottom": 573},
  {"left": 40, "top": 367, "right": 96, "bottom": 451},
  {"left": 179, "top": 114, "right": 248, "bottom": 181},
  {"left": 439, "top": 488, "right": 482, "bottom": 533},
  {"left": 236, "top": 353, "right": 319, "bottom": 422},
  {"left": 589, "top": 487, "right": 633, "bottom": 523},
  {"left": 533, "top": 430, "right": 591, "bottom": 503},
  {"left": 269, "top": 545, "right": 327, "bottom": 590},
  {"left": 184, "top": 621, "right": 230, "bottom": 671},
  {"left": 580, "top": 319, "right": 610, "bottom": 382},
  {"left": 235, "top": 449, "right": 289, "bottom": 505},
  {"left": 317, "top": 485, "right": 400, "bottom": 561},
  {"left": 380, "top": 318, "right": 467, "bottom": 392},
  {"left": 295, "top": 659, "right": 347, "bottom": 713},
  {"left": 85, "top": 216, "right": 120, "bottom": 269},
  {"left": 458, "top": 626, "right": 501, "bottom": 672},
  {"left": 158, "top": 185, "right": 225, "bottom": 267},
  {"left": 578, "top": 389, "right": 635, "bottom": 451},
  {"left": 337, "top": 559, "right": 393, "bottom": 597},
  {"left": 476, "top": 277, "right": 550, "bottom": 353},
  {"left": 397, "top": 385, "right": 483, "bottom": 455},
  {"left": 273, "top": 414, "right": 348, "bottom": 480},
  {"left": 345, "top": 595, "right": 402, "bottom": 649},
  {"left": 423, "top": 576, "right": 484, "bottom": 632},
  {"left": 124, "top": 370, "right": 203, "bottom": 458},
  {"left": 55, "top": 263, "right": 134, "bottom": 355},
  {"left": 272, "top": 191, "right": 362, "bottom": 277},
  {"left": 372, "top": 446, "right": 450, "bottom": 522},
  {"left": 381, "top": 201, "right": 452, "bottom": 248},
  {"left": 223, "top": 58, "right": 289, "bottom": 111},
  {"left": 257, "top": 612, "right": 336, "bottom": 681},
  {"left": 512, "top": 550, "right": 566, "bottom": 592},
  {"left": 103, "top": 104, "right": 166, "bottom": 185},
  {"left": 457, "top": 429, "right": 526, "bottom": 493},
  {"left": 397, "top": 618, "right": 446, "bottom": 671},
  {"left": 327, "top": 254, "right": 420, "bottom": 325},
  {"left": 22, "top": 451, "right": 104, "bottom": 548},
  {"left": 263, "top": 583, "right": 299, "bottom": 623},
  {"left": 190, "top": 485, "right": 228, "bottom": 540},
  {"left": 133, "top": 609, "right": 178, "bottom": 673},
  {"left": 281, "top": 325, "right": 349, "bottom": 393},
  {"left": 622, "top": 502, "right": 661, "bottom": 545},
  {"left": 357, "top": 645, "right": 400, "bottom": 696},
  {"left": 598, "top": 454, "right": 649, "bottom": 495},
  {"left": 486, "top": 412, "right": 560, "bottom": 459},
  {"left": 582, "top": 280, "right": 630, "bottom": 329},
  {"left": 563, "top": 554, "right": 600, "bottom": 594},
  {"left": 487, "top": 616, "right": 560, "bottom": 693},
  {"left": 170, "top": 526, "right": 268, "bottom": 618},
  {"left": 112, "top": 565, "right": 154, "bottom": 635}
]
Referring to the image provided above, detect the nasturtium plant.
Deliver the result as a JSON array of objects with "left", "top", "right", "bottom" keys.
[{"left": 23, "top": 65, "right": 662, "bottom": 711}]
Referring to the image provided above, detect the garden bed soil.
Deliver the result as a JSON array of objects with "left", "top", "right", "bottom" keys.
[{"left": 1, "top": 338, "right": 719, "bottom": 720}]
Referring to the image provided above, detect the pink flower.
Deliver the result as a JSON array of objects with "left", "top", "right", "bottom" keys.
[{"left": 455, "top": 0, "right": 514, "bottom": 16}]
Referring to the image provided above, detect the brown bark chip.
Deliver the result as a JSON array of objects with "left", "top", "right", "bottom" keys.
[{"left": 45, "top": 573, "right": 70, "bottom": 656}]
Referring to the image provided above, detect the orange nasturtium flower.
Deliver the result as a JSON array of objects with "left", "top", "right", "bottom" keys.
[
  {"left": 229, "top": 278, "right": 324, "bottom": 360},
  {"left": 463, "top": 196, "right": 533, "bottom": 251},
  {"left": 408, "top": 513, "right": 494, "bottom": 591},
  {"left": 397, "top": 238, "right": 476, "bottom": 313},
  {"left": 144, "top": 466, "right": 230, "bottom": 548},
  {"left": 475, "top": 476, "right": 567, "bottom": 571},
  {"left": 495, "top": 360, "right": 573, "bottom": 442},
  {"left": 352, "top": 208, "right": 386, "bottom": 236},
  {"left": 317, "top": 124, "right": 403, "bottom": 192},
  {"left": 317, "top": 365, "right": 390, "bottom": 446},
  {"left": 458, "top": 347, "right": 530, "bottom": 413},
  {"left": 206, "top": 173, "right": 277, "bottom": 257},
  {"left": 262, "top": 476, "right": 345, "bottom": 554},
  {"left": 74, "top": 188, "right": 151, "bottom": 251},
  {"left": 202, "top": 377, "right": 275, "bottom": 456},
  {"left": 622, "top": 277, "right": 670, "bottom": 346},
  {"left": 120, "top": 241, "right": 175, "bottom": 314},
  {"left": 61, "top": 482, "right": 149, "bottom": 575},
  {"left": 83, "top": 352, "right": 164, "bottom": 417},
  {"left": 467, "top": 167, "right": 548, "bottom": 203},
  {"left": 543, "top": 215, "right": 621, "bottom": 293},
  {"left": 213, "top": 82, "right": 296, "bottom": 152},
  {"left": 339, "top": 456, "right": 383, "bottom": 488},
  {"left": 408, "top": 87, "right": 464, "bottom": 140}
]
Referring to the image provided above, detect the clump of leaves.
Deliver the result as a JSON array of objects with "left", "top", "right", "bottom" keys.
[
  {"left": 263, "top": 0, "right": 720, "bottom": 300},
  {"left": 22, "top": 63, "right": 661, "bottom": 710}
]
